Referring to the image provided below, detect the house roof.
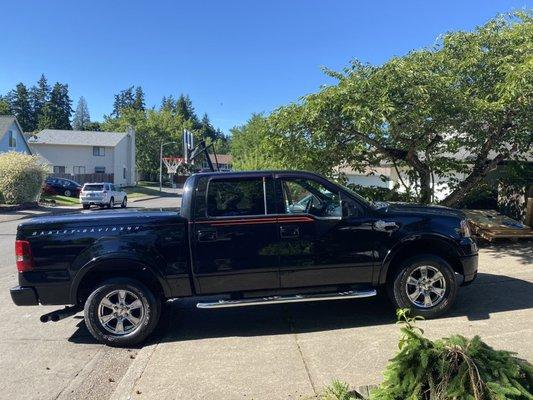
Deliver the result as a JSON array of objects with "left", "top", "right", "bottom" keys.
[
  {"left": 27, "top": 129, "right": 129, "bottom": 147},
  {"left": 0, "top": 115, "right": 33, "bottom": 154},
  {"left": 208, "top": 153, "right": 232, "bottom": 164},
  {"left": 0, "top": 115, "right": 16, "bottom": 134}
]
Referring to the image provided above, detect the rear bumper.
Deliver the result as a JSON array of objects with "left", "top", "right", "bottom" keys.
[
  {"left": 460, "top": 253, "right": 478, "bottom": 285},
  {"left": 10, "top": 286, "right": 38, "bottom": 306}
]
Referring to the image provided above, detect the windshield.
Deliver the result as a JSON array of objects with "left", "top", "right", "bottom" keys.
[{"left": 83, "top": 184, "right": 104, "bottom": 191}]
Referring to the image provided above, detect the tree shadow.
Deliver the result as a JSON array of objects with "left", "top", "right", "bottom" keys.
[
  {"left": 68, "top": 272, "right": 533, "bottom": 346},
  {"left": 477, "top": 240, "right": 533, "bottom": 265}
]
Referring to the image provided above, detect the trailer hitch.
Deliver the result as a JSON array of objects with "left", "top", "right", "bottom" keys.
[{"left": 40, "top": 305, "right": 82, "bottom": 323}]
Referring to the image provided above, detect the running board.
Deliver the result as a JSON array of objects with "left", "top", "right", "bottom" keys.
[{"left": 196, "top": 289, "right": 377, "bottom": 309}]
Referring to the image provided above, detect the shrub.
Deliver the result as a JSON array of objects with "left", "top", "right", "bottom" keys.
[
  {"left": 0, "top": 152, "right": 47, "bottom": 204},
  {"left": 323, "top": 309, "right": 533, "bottom": 400}
]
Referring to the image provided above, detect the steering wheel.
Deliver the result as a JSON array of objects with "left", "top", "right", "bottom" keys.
[{"left": 304, "top": 196, "right": 314, "bottom": 214}]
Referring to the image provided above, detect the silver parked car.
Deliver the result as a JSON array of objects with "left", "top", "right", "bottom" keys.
[{"left": 80, "top": 183, "right": 127, "bottom": 209}]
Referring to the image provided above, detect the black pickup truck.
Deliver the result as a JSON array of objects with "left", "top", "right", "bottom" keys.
[{"left": 11, "top": 170, "right": 478, "bottom": 346}]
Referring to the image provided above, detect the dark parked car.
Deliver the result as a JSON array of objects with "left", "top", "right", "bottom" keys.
[
  {"left": 42, "top": 177, "right": 82, "bottom": 198},
  {"left": 11, "top": 170, "right": 478, "bottom": 346}
]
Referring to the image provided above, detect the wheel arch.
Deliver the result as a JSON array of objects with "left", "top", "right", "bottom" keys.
[
  {"left": 378, "top": 235, "right": 464, "bottom": 285},
  {"left": 71, "top": 256, "right": 171, "bottom": 305}
]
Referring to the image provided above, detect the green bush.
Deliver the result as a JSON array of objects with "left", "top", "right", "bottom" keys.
[
  {"left": 0, "top": 152, "right": 47, "bottom": 205},
  {"left": 323, "top": 310, "right": 533, "bottom": 400}
]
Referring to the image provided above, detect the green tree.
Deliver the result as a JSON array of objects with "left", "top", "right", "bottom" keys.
[
  {"left": 7, "top": 83, "right": 34, "bottom": 131},
  {"left": 112, "top": 86, "right": 146, "bottom": 117},
  {"left": 30, "top": 74, "right": 51, "bottom": 129},
  {"left": 133, "top": 86, "right": 145, "bottom": 111},
  {"left": 0, "top": 96, "right": 10, "bottom": 115},
  {"left": 175, "top": 94, "right": 199, "bottom": 127},
  {"left": 103, "top": 108, "right": 191, "bottom": 178},
  {"left": 72, "top": 96, "right": 91, "bottom": 130},
  {"left": 40, "top": 83, "right": 73, "bottom": 130},
  {"left": 242, "top": 12, "right": 533, "bottom": 204}
]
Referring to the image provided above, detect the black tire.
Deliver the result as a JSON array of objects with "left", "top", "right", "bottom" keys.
[
  {"left": 121, "top": 196, "right": 127, "bottom": 208},
  {"left": 64, "top": 189, "right": 72, "bottom": 197},
  {"left": 82, "top": 204, "right": 90, "bottom": 210},
  {"left": 387, "top": 255, "right": 457, "bottom": 319},
  {"left": 107, "top": 197, "right": 114, "bottom": 209},
  {"left": 84, "top": 278, "right": 161, "bottom": 347}
]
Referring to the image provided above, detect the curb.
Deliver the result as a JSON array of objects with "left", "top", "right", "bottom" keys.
[{"left": 109, "top": 343, "right": 159, "bottom": 400}]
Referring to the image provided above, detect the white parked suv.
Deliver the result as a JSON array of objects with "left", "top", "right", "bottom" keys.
[{"left": 80, "top": 183, "right": 127, "bottom": 209}]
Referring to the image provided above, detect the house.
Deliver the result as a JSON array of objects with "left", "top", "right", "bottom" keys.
[
  {"left": 0, "top": 115, "right": 32, "bottom": 154},
  {"left": 201, "top": 154, "right": 233, "bottom": 171},
  {"left": 27, "top": 128, "right": 136, "bottom": 186}
]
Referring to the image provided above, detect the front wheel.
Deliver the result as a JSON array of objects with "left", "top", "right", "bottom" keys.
[
  {"left": 82, "top": 204, "right": 90, "bottom": 210},
  {"left": 84, "top": 278, "right": 161, "bottom": 347},
  {"left": 387, "top": 255, "right": 457, "bottom": 319},
  {"left": 64, "top": 189, "right": 72, "bottom": 197},
  {"left": 121, "top": 196, "right": 127, "bottom": 208},
  {"left": 107, "top": 197, "right": 114, "bottom": 209}
]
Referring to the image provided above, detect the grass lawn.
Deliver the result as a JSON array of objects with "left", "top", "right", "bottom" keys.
[
  {"left": 40, "top": 195, "right": 80, "bottom": 206},
  {"left": 124, "top": 185, "right": 170, "bottom": 198}
]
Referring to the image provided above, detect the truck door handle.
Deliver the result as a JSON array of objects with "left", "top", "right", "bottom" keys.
[
  {"left": 197, "top": 229, "right": 217, "bottom": 242},
  {"left": 280, "top": 225, "right": 300, "bottom": 239}
]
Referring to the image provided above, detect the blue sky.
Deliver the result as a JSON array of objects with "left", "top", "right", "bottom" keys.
[{"left": 1, "top": 0, "right": 530, "bottom": 133}]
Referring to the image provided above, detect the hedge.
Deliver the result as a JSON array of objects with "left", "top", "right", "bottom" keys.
[{"left": 0, "top": 152, "right": 47, "bottom": 205}]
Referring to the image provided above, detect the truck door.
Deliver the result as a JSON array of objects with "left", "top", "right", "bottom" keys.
[
  {"left": 191, "top": 175, "right": 280, "bottom": 294},
  {"left": 275, "top": 175, "right": 375, "bottom": 288}
]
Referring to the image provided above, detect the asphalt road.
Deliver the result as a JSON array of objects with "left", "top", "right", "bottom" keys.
[
  {"left": 0, "top": 195, "right": 180, "bottom": 400},
  {"left": 0, "top": 195, "right": 531, "bottom": 399}
]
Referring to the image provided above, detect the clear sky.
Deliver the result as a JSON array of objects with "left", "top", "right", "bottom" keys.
[{"left": 1, "top": 0, "right": 530, "bottom": 133}]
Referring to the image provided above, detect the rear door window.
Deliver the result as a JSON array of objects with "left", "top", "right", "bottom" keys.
[{"left": 207, "top": 179, "right": 265, "bottom": 217}]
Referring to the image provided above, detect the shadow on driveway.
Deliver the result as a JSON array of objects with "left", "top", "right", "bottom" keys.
[{"left": 68, "top": 271, "right": 533, "bottom": 346}]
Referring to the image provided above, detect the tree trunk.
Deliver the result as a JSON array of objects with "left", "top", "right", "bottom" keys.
[{"left": 442, "top": 154, "right": 505, "bottom": 208}]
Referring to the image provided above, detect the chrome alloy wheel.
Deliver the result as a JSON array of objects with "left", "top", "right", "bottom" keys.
[
  {"left": 97, "top": 290, "right": 145, "bottom": 335},
  {"left": 405, "top": 265, "right": 446, "bottom": 308}
]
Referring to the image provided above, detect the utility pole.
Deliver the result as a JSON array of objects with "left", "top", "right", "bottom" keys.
[{"left": 159, "top": 142, "right": 163, "bottom": 192}]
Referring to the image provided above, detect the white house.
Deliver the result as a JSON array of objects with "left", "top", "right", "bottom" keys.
[
  {"left": 0, "top": 115, "right": 32, "bottom": 154},
  {"left": 27, "top": 128, "right": 136, "bottom": 186}
]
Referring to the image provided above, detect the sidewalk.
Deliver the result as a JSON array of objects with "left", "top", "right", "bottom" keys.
[
  {"left": 107, "top": 243, "right": 533, "bottom": 400},
  {"left": 0, "top": 205, "right": 80, "bottom": 223}
]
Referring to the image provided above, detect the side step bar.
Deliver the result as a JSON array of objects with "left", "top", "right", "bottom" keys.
[{"left": 196, "top": 289, "right": 377, "bottom": 309}]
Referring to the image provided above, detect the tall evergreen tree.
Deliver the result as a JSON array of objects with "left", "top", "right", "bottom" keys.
[
  {"left": 7, "top": 83, "right": 34, "bottom": 131},
  {"left": 161, "top": 95, "right": 176, "bottom": 112},
  {"left": 40, "top": 83, "right": 73, "bottom": 130},
  {"left": 175, "top": 94, "right": 199, "bottom": 127},
  {"left": 199, "top": 113, "right": 218, "bottom": 141},
  {"left": 29, "top": 74, "right": 51, "bottom": 129},
  {"left": 72, "top": 96, "right": 91, "bottom": 130},
  {"left": 112, "top": 86, "right": 145, "bottom": 117},
  {"left": 133, "top": 86, "right": 145, "bottom": 111}
]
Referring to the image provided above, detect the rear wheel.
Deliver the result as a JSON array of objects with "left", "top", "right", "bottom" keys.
[
  {"left": 387, "top": 255, "right": 457, "bottom": 318},
  {"left": 82, "top": 204, "right": 90, "bottom": 210},
  {"left": 64, "top": 189, "right": 72, "bottom": 197},
  {"left": 84, "top": 278, "right": 161, "bottom": 347},
  {"left": 107, "top": 197, "right": 114, "bottom": 209}
]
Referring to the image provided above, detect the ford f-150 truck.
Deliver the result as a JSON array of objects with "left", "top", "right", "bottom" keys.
[{"left": 10, "top": 170, "right": 478, "bottom": 346}]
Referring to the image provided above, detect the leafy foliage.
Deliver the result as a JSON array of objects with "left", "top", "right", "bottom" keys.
[
  {"left": 0, "top": 152, "right": 47, "bottom": 204},
  {"left": 231, "top": 12, "right": 533, "bottom": 205},
  {"left": 370, "top": 309, "right": 533, "bottom": 400},
  {"left": 322, "top": 380, "right": 358, "bottom": 400}
]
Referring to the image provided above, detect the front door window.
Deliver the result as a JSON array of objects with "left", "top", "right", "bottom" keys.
[{"left": 281, "top": 178, "right": 341, "bottom": 218}]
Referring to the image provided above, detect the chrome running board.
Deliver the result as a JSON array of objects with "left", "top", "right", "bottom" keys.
[{"left": 196, "top": 289, "right": 377, "bottom": 309}]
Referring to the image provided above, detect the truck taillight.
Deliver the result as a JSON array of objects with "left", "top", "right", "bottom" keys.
[{"left": 15, "top": 240, "right": 34, "bottom": 272}]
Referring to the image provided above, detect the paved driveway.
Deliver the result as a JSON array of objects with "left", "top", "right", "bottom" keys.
[{"left": 0, "top": 200, "right": 531, "bottom": 399}]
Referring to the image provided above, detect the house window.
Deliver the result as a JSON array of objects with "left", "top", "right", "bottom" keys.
[
  {"left": 53, "top": 166, "right": 66, "bottom": 174},
  {"left": 123, "top": 167, "right": 126, "bottom": 179},
  {"left": 93, "top": 146, "right": 105, "bottom": 156},
  {"left": 95, "top": 167, "right": 106, "bottom": 174},
  {"left": 8, "top": 131, "right": 16, "bottom": 148},
  {"left": 73, "top": 166, "right": 86, "bottom": 174}
]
